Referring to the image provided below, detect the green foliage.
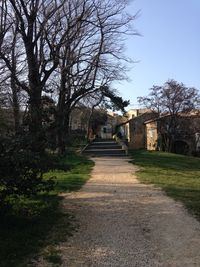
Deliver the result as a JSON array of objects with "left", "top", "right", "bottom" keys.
[
  {"left": 65, "top": 129, "right": 87, "bottom": 148},
  {"left": 102, "top": 86, "right": 130, "bottom": 113},
  {"left": 0, "top": 136, "right": 55, "bottom": 207},
  {"left": 130, "top": 150, "right": 200, "bottom": 219},
  {"left": 90, "top": 109, "right": 107, "bottom": 133}
]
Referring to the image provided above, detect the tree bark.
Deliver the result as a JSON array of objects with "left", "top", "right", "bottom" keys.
[{"left": 11, "top": 76, "right": 20, "bottom": 134}]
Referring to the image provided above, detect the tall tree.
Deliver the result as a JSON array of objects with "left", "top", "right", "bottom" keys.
[
  {"left": 0, "top": 0, "right": 69, "bottom": 150},
  {"left": 0, "top": 0, "right": 137, "bottom": 152},
  {"left": 54, "top": 0, "right": 137, "bottom": 152}
]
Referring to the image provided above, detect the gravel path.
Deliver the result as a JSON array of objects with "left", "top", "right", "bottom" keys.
[{"left": 46, "top": 157, "right": 200, "bottom": 266}]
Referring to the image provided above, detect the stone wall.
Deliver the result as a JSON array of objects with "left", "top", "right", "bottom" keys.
[
  {"left": 128, "top": 112, "right": 158, "bottom": 149},
  {"left": 145, "top": 121, "right": 158, "bottom": 150},
  {"left": 145, "top": 114, "right": 200, "bottom": 154}
]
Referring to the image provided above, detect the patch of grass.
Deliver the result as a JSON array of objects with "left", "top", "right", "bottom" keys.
[
  {"left": 43, "top": 246, "right": 62, "bottom": 266},
  {"left": 45, "top": 152, "right": 94, "bottom": 193},
  {"left": 0, "top": 152, "right": 93, "bottom": 267},
  {"left": 130, "top": 150, "right": 200, "bottom": 219}
]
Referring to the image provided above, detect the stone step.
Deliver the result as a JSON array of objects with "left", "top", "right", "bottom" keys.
[
  {"left": 92, "top": 141, "right": 117, "bottom": 145},
  {"left": 82, "top": 139, "right": 127, "bottom": 157},
  {"left": 83, "top": 149, "right": 126, "bottom": 157},
  {"left": 84, "top": 148, "right": 125, "bottom": 153},
  {"left": 85, "top": 153, "right": 127, "bottom": 157},
  {"left": 83, "top": 151, "right": 127, "bottom": 157},
  {"left": 94, "top": 138, "right": 114, "bottom": 142},
  {"left": 89, "top": 144, "right": 122, "bottom": 149}
]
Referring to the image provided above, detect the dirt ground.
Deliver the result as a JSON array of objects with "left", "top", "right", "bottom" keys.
[{"left": 38, "top": 157, "right": 200, "bottom": 267}]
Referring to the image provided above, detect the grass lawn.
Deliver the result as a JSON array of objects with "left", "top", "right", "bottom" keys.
[
  {"left": 130, "top": 150, "right": 200, "bottom": 219},
  {"left": 0, "top": 152, "right": 94, "bottom": 267}
]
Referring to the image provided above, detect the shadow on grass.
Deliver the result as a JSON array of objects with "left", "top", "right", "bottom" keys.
[{"left": 0, "top": 194, "right": 75, "bottom": 267}]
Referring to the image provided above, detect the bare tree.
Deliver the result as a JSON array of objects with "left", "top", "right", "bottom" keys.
[
  {"left": 0, "top": 0, "right": 70, "bottom": 150},
  {"left": 137, "top": 85, "right": 163, "bottom": 115},
  {"left": 54, "top": 0, "right": 137, "bottom": 152},
  {"left": 0, "top": 0, "right": 137, "bottom": 152},
  {"left": 138, "top": 79, "right": 200, "bottom": 152},
  {"left": 0, "top": 0, "right": 11, "bottom": 107},
  {"left": 0, "top": 0, "right": 22, "bottom": 133}
]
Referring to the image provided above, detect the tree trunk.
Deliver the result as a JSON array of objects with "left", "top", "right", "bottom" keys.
[
  {"left": 56, "top": 84, "right": 72, "bottom": 154},
  {"left": 56, "top": 111, "right": 66, "bottom": 154},
  {"left": 24, "top": 38, "right": 44, "bottom": 151},
  {"left": 87, "top": 107, "right": 94, "bottom": 141},
  {"left": 11, "top": 77, "right": 20, "bottom": 134},
  {"left": 10, "top": 29, "right": 20, "bottom": 134},
  {"left": 28, "top": 88, "right": 43, "bottom": 152},
  {"left": 56, "top": 111, "right": 71, "bottom": 155}
]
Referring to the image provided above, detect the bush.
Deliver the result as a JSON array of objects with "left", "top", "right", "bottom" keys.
[
  {"left": 0, "top": 136, "right": 55, "bottom": 208},
  {"left": 65, "top": 130, "right": 87, "bottom": 147}
]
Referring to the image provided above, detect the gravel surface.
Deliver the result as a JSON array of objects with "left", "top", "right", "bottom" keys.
[{"left": 38, "top": 157, "right": 200, "bottom": 267}]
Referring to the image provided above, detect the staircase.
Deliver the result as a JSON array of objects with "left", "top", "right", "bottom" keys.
[{"left": 82, "top": 138, "right": 127, "bottom": 157}]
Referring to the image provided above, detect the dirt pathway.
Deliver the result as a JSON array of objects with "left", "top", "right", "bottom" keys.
[{"left": 46, "top": 157, "right": 200, "bottom": 266}]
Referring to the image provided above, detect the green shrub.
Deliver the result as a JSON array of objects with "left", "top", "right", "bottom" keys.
[{"left": 0, "top": 136, "right": 55, "bottom": 208}]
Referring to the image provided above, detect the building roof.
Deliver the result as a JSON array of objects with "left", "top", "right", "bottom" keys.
[
  {"left": 144, "top": 110, "right": 200, "bottom": 124},
  {"left": 117, "top": 110, "right": 158, "bottom": 127}
]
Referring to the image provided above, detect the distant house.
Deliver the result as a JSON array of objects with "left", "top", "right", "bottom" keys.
[
  {"left": 118, "top": 109, "right": 158, "bottom": 149},
  {"left": 97, "top": 112, "right": 124, "bottom": 139},
  {"left": 144, "top": 111, "right": 200, "bottom": 155},
  {"left": 119, "top": 108, "right": 200, "bottom": 156},
  {"left": 126, "top": 108, "right": 151, "bottom": 120},
  {"left": 69, "top": 108, "right": 124, "bottom": 140},
  {"left": 127, "top": 111, "right": 158, "bottom": 149}
]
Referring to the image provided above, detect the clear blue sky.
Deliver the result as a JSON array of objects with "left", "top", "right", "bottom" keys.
[{"left": 116, "top": 0, "right": 200, "bottom": 108}]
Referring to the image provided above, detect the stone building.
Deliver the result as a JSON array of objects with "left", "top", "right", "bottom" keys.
[
  {"left": 119, "top": 110, "right": 158, "bottom": 149},
  {"left": 128, "top": 111, "right": 158, "bottom": 149},
  {"left": 69, "top": 108, "right": 124, "bottom": 140},
  {"left": 126, "top": 108, "right": 151, "bottom": 120},
  {"left": 144, "top": 111, "right": 200, "bottom": 155},
  {"left": 120, "top": 109, "right": 200, "bottom": 155},
  {"left": 144, "top": 119, "right": 158, "bottom": 151}
]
